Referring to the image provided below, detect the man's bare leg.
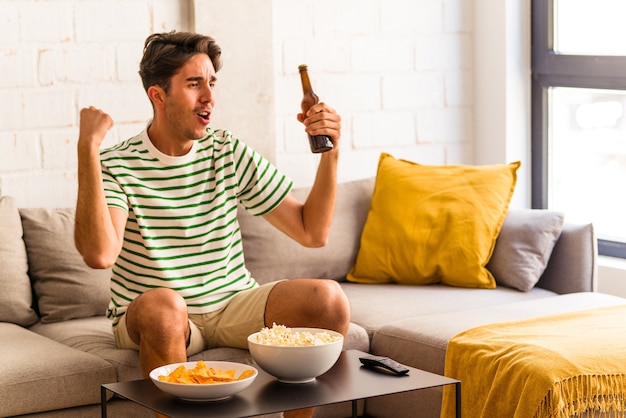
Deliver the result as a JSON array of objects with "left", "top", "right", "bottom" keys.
[
  {"left": 125, "top": 288, "right": 190, "bottom": 418},
  {"left": 265, "top": 278, "right": 350, "bottom": 334},
  {"left": 265, "top": 279, "right": 351, "bottom": 418},
  {"left": 284, "top": 409, "right": 316, "bottom": 418}
]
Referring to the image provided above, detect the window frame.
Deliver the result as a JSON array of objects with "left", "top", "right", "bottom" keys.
[{"left": 531, "top": 0, "right": 626, "bottom": 258}]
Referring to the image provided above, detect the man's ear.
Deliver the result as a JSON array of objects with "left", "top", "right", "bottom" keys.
[{"left": 147, "top": 85, "right": 166, "bottom": 107}]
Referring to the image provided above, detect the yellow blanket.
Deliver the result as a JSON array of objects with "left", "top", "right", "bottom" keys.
[{"left": 441, "top": 304, "right": 626, "bottom": 418}]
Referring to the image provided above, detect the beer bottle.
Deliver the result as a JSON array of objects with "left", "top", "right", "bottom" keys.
[{"left": 298, "top": 64, "right": 334, "bottom": 153}]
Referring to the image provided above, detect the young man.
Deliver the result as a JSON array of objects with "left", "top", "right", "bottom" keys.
[{"left": 75, "top": 31, "right": 349, "bottom": 418}]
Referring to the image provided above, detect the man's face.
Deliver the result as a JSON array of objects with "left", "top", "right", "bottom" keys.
[{"left": 162, "top": 53, "right": 217, "bottom": 141}]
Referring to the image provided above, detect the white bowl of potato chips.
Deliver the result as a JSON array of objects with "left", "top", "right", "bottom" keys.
[
  {"left": 247, "top": 324, "right": 344, "bottom": 384},
  {"left": 149, "top": 360, "right": 257, "bottom": 401}
]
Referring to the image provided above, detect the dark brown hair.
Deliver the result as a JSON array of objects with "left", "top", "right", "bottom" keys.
[{"left": 139, "top": 31, "right": 222, "bottom": 93}]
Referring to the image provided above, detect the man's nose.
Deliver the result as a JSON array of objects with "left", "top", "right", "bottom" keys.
[{"left": 200, "top": 84, "right": 213, "bottom": 103}]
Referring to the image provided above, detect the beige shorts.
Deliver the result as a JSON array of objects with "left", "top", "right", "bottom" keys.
[{"left": 114, "top": 281, "right": 280, "bottom": 356}]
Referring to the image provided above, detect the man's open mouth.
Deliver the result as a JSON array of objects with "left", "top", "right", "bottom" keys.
[{"left": 197, "top": 111, "right": 210, "bottom": 123}]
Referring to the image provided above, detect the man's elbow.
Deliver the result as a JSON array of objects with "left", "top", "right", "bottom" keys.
[
  {"left": 81, "top": 253, "right": 116, "bottom": 270},
  {"left": 76, "top": 242, "right": 117, "bottom": 269},
  {"left": 303, "top": 233, "right": 329, "bottom": 248},
  {"left": 75, "top": 234, "right": 118, "bottom": 269}
]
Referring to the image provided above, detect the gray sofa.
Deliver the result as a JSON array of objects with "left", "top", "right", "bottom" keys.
[{"left": 2, "top": 177, "right": 624, "bottom": 418}]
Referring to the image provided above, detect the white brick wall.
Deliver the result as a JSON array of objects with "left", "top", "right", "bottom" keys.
[
  {"left": 0, "top": 0, "right": 189, "bottom": 208},
  {"left": 269, "top": 0, "right": 474, "bottom": 185},
  {"left": 1, "top": 0, "right": 475, "bottom": 208}
]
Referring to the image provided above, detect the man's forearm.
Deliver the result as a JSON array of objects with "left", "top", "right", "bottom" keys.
[
  {"left": 302, "top": 151, "right": 339, "bottom": 244},
  {"left": 74, "top": 147, "right": 120, "bottom": 269}
]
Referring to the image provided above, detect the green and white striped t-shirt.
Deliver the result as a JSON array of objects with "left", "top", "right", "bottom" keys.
[{"left": 100, "top": 127, "right": 293, "bottom": 326}]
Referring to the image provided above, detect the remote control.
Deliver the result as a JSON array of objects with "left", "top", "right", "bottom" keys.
[{"left": 359, "top": 355, "right": 410, "bottom": 376}]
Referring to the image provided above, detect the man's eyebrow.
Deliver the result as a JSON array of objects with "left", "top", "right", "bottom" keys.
[{"left": 186, "top": 75, "right": 217, "bottom": 82}]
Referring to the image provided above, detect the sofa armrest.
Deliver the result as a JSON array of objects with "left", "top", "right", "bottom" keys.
[{"left": 535, "top": 222, "right": 598, "bottom": 294}]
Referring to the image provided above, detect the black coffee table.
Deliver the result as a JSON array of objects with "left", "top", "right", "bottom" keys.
[{"left": 101, "top": 349, "right": 460, "bottom": 418}]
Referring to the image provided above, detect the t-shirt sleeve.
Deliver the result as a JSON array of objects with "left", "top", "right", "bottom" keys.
[
  {"left": 233, "top": 138, "right": 293, "bottom": 216},
  {"left": 101, "top": 156, "right": 129, "bottom": 213}
]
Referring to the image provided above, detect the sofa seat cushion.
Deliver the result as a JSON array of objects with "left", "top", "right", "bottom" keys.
[
  {"left": 341, "top": 322, "right": 370, "bottom": 352},
  {"left": 190, "top": 322, "right": 370, "bottom": 359},
  {"left": 30, "top": 317, "right": 143, "bottom": 382},
  {"left": 365, "top": 292, "right": 626, "bottom": 418},
  {"left": 340, "top": 282, "right": 556, "bottom": 339},
  {"left": 0, "top": 322, "right": 116, "bottom": 417},
  {"left": 189, "top": 322, "right": 369, "bottom": 362},
  {"left": 370, "top": 292, "right": 626, "bottom": 376},
  {"left": 30, "top": 317, "right": 370, "bottom": 383}
]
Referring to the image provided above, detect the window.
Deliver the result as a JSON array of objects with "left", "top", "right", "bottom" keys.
[{"left": 532, "top": 0, "right": 626, "bottom": 258}]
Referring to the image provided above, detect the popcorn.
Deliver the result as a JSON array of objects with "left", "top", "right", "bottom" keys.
[{"left": 251, "top": 323, "right": 341, "bottom": 347}]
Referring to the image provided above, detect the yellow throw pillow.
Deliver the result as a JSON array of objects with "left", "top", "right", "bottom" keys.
[{"left": 346, "top": 153, "right": 520, "bottom": 288}]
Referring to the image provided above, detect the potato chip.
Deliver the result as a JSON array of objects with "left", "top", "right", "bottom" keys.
[
  {"left": 158, "top": 361, "right": 254, "bottom": 385},
  {"left": 207, "top": 368, "right": 236, "bottom": 381},
  {"left": 238, "top": 369, "right": 255, "bottom": 380}
]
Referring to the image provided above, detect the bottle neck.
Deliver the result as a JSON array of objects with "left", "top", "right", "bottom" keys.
[
  {"left": 299, "top": 70, "right": 313, "bottom": 94},
  {"left": 299, "top": 65, "right": 319, "bottom": 112}
]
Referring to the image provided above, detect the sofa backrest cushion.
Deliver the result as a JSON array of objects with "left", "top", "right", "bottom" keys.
[
  {"left": 487, "top": 209, "right": 565, "bottom": 292},
  {"left": 239, "top": 178, "right": 375, "bottom": 284},
  {"left": 19, "top": 208, "right": 111, "bottom": 323},
  {"left": 0, "top": 196, "right": 39, "bottom": 326},
  {"left": 536, "top": 222, "right": 597, "bottom": 294}
]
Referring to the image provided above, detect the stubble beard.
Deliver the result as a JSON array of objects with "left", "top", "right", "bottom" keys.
[{"left": 164, "top": 100, "right": 207, "bottom": 142}]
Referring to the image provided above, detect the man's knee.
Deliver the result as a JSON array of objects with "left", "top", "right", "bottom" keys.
[
  {"left": 315, "top": 279, "right": 348, "bottom": 304},
  {"left": 266, "top": 279, "right": 350, "bottom": 334},
  {"left": 307, "top": 280, "right": 350, "bottom": 327},
  {"left": 134, "top": 288, "right": 186, "bottom": 314},
  {"left": 327, "top": 280, "right": 350, "bottom": 313},
  {"left": 127, "top": 288, "right": 188, "bottom": 338}
]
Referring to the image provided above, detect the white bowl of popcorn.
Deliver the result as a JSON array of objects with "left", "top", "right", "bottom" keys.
[{"left": 247, "top": 324, "right": 344, "bottom": 384}]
